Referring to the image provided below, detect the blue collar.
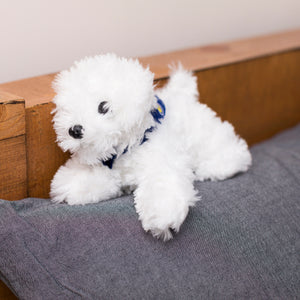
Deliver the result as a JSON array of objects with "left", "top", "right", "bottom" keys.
[{"left": 102, "top": 95, "right": 166, "bottom": 169}]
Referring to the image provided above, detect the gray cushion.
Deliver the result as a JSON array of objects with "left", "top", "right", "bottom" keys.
[{"left": 1, "top": 124, "right": 300, "bottom": 300}]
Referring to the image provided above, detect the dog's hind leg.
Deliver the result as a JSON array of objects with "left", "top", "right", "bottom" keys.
[{"left": 190, "top": 119, "right": 252, "bottom": 182}]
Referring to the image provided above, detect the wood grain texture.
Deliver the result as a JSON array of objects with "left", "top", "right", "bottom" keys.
[
  {"left": 0, "top": 95, "right": 27, "bottom": 200},
  {"left": 26, "top": 103, "right": 69, "bottom": 198},
  {"left": 0, "top": 90, "right": 23, "bottom": 103},
  {"left": 0, "top": 73, "right": 56, "bottom": 108},
  {"left": 0, "top": 97, "right": 25, "bottom": 140},
  {"left": 0, "top": 281, "right": 17, "bottom": 300},
  {"left": 0, "top": 135, "right": 27, "bottom": 200},
  {"left": 197, "top": 50, "right": 300, "bottom": 145},
  {"left": 139, "top": 29, "right": 300, "bottom": 79}
]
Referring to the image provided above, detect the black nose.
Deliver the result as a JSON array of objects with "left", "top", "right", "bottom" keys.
[{"left": 69, "top": 125, "right": 83, "bottom": 139}]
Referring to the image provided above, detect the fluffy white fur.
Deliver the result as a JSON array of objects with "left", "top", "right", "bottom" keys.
[{"left": 50, "top": 54, "right": 252, "bottom": 241}]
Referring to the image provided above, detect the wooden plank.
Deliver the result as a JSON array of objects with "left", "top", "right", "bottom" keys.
[
  {"left": 0, "top": 73, "right": 56, "bottom": 108},
  {"left": 197, "top": 50, "right": 300, "bottom": 145},
  {"left": 0, "top": 94, "right": 27, "bottom": 200},
  {"left": 0, "top": 93, "right": 25, "bottom": 140},
  {"left": 25, "top": 103, "right": 69, "bottom": 198},
  {"left": 139, "top": 29, "right": 300, "bottom": 79},
  {"left": 0, "top": 90, "right": 23, "bottom": 103},
  {"left": 0, "top": 135, "right": 27, "bottom": 200}
]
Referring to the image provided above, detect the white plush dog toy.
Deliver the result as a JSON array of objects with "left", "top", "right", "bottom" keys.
[{"left": 51, "top": 54, "right": 251, "bottom": 241}]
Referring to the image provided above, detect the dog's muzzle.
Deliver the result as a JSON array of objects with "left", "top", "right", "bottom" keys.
[{"left": 69, "top": 125, "right": 84, "bottom": 139}]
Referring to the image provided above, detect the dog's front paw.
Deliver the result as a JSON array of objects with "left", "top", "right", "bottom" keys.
[
  {"left": 50, "top": 159, "right": 122, "bottom": 205},
  {"left": 142, "top": 221, "right": 178, "bottom": 242},
  {"left": 137, "top": 198, "right": 190, "bottom": 241}
]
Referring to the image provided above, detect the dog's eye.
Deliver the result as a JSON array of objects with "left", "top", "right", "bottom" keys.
[{"left": 98, "top": 101, "right": 109, "bottom": 114}]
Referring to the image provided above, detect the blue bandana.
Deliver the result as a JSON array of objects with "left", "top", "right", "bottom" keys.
[{"left": 102, "top": 95, "right": 166, "bottom": 169}]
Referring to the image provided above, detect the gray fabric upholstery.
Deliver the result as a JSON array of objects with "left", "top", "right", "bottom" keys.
[{"left": 1, "top": 124, "right": 300, "bottom": 300}]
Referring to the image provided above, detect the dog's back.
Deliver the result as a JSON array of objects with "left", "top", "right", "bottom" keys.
[{"left": 155, "top": 67, "right": 252, "bottom": 181}]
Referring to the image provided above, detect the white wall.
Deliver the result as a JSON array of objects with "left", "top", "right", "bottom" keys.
[{"left": 1, "top": 0, "right": 299, "bottom": 83}]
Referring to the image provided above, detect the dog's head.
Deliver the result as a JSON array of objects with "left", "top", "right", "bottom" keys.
[{"left": 52, "top": 54, "right": 155, "bottom": 165}]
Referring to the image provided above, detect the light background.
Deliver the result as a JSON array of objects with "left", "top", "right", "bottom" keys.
[{"left": 0, "top": 0, "right": 299, "bottom": 83}]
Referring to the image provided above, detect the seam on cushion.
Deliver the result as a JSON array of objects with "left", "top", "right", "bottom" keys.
[
  {"left": 259, "top": 149, "right": 300, "bottom": 184},
  {"left": 11, "top": 208, "right": 50, "bottom": 241},
  {"left": 22, "top": 239, "right": 88, "bottom": 299},
  {"left": 2, "top": 203, "right": 87, "bottom": 299}
]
